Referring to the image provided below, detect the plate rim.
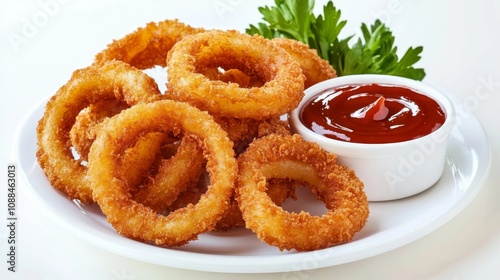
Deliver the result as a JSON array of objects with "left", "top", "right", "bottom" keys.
[{"left": 15, "top": 97, "right": 492, "bottom": 273}]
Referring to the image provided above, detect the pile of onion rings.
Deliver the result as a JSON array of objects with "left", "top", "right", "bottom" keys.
[{"left": 36, "top": 18, "right": 367, "bottom": 251}]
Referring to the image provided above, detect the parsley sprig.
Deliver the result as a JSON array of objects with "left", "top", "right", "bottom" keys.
[{"left": 246, "top": 0, "right": 425, "bottom": 80}]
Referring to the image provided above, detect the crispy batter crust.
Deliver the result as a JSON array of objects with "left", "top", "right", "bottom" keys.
[
  {"left": 165, "top": 30, "right": 305, "bottom": 119},
  {"left": 87, "top": 100, "right": 237, "bottom": 246},
  {"left": 36, "top": 60, "right": 161, "bottom": 203},
  {"left": 236, "top": 134, "right": 369, "bottom": 251}
]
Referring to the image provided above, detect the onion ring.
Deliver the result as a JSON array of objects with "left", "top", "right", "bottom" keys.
[
  {"left": 67, "top": 84, "right": 204, "bottom": 211},
  {"left": 87, "top": 100, "right": 237, "bottom": 246},
  {"left": 236, "top": 134, "right": 369, "bottom": 251},
  {"left": 94, "top": 19, "right": 204, "bottom": 69},
  {"left": 271, "top": 38, "right": 337, "bottom": 88},
  {"left": 36, "top": 60, "right": 162, "bottom": 203},
  {"left": 165, "top": 30, "right": 305, "bottom": 119}
]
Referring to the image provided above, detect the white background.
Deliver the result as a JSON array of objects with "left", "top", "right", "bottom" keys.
[{"left": 1, "top": 0, "right": 499, "bottom": 279}]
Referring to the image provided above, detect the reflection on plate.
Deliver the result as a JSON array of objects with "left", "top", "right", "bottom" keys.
[{"left": 15, "top": 98, "right": 491, "bottom": 273}]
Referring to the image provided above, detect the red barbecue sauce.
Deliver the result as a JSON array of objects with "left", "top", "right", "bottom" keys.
[{"left": 300, "top": 83, "right": 446, "bottom": 144}]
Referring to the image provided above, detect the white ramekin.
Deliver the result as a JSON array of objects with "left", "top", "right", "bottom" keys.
[{"left": 289, "top": 74, "right": 456, "bottom": 201}]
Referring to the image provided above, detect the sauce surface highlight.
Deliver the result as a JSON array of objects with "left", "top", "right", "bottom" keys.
[{"left": 300, "top": 83, "right": 446, "bottom": 144}]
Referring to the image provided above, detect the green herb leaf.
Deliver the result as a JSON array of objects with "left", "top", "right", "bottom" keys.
[
  {"left": 310, "top": 1, "right": 346, "bottom": 62},
  {"left": 248, "top": 0, "right": 315, "bottom": 43},
  {"left": 246, "top": 0, "right": 426, "bottom": 80}
]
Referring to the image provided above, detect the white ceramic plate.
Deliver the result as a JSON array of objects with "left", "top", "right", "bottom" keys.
[{"left": 16, "top": 97, "right": 491, "bottom": 273}]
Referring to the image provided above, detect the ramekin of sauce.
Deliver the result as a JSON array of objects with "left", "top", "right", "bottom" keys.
[{"left": 289, "top": 75, "right": 455, "bottom": 201}]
